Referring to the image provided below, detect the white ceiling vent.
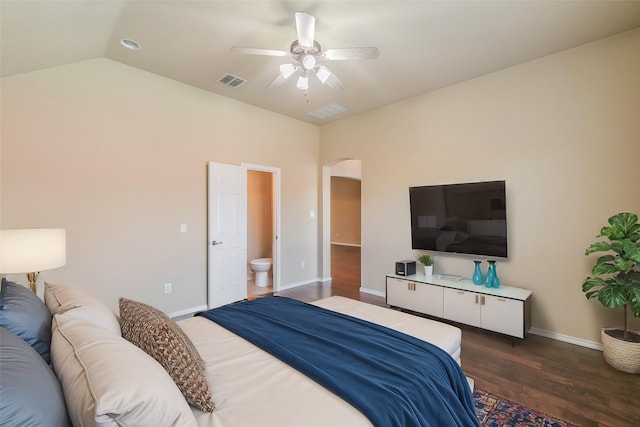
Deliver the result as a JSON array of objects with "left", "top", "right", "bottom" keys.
[
  {"left": 307, "top": 103, "right": 347, "bottom": 120},
  {"left": 217, "top": 73, "right": 246, "bottom": 88}
]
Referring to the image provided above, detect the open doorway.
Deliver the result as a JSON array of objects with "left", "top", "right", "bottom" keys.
[
  {"left": 324, "top": 159, "right": 362, "bottom": 291},
  {"left": 330, "top": 176, "right": 361, "bottom": 289},
  {"left": 245, "top": 164, "right": 281, "bottom": 299}
]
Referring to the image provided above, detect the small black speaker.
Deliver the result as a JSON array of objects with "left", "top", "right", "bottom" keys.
[{"left": 395, "top": 260, "right": 416, "bottom": 276}]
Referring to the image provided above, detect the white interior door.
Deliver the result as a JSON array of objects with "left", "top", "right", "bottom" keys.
[{"left": 208, "top": 162, "right": 247, "bottom": 308}]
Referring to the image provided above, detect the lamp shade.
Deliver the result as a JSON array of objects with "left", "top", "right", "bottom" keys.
[{"left": 0, "top": 229, "right": 66, "bottom": 274}]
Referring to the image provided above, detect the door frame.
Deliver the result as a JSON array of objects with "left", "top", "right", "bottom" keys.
[{"left": 242, "top": 163, "right": 281, "bottom": 291}]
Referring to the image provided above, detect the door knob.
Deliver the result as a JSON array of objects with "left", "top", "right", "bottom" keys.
[{"left": 211, "top": 240, "right": 223, "bottom": 245}]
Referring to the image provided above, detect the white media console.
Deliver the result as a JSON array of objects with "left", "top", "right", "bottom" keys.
[{"left": 386, "top": 273, "right": 532, "bottom": 339}]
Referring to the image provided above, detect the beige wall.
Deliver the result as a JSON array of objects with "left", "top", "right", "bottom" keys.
[
  {"left": 247, "top": 170, "right": 273, "bottom": 262},
  {"left": 2, "top": 30, "right": 639, "bottom": 345},
  {"left": 331, "top": 176, "right": 361, "bottom": 246},
  {"left": 0, "top": 58, "right": 319, "bottom": 313},
  {"left": 320, "top": 29, "right": 640, "bottom": 343}
]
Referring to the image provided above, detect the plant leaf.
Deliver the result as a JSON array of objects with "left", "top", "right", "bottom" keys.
[
  {"left": 585, "top": 290, "right": 599, "bottom": 299},
  {"left": 622, "top": 240, "right": 640, "bottom": 263},
  {"left": 627, "top": 270, "right": 640, "bottom": 282},
  {"left": 597, "top": 286, "right": 629, "bottom": 309},
  {"left": 585, "top": 241, "right": 611, "bottom": 255},
  {"left": 582, "top": 277, "right": 605, "bottom": 293},
  {"left": 593, "top": 262, "right": 619, "bottom": 275},
  {"left": 603, "top": 213, "right": 640, "bottom": 241},
  {"left": 613, "top": 256, "right": 629, "bottom": 271}
]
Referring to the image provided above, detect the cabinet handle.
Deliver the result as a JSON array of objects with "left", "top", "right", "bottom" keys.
[
  {"left": 475, "top": 295, "right": 479, "bottom": 304},
  {"left": 497, "top": 298, "right": 505, "bottom": 302},
  {"left": 457, "top": 291, "right": 464, "bottom": 295},
  {"left": 481, "top": 296, "right": 486, "bottom": 305}
]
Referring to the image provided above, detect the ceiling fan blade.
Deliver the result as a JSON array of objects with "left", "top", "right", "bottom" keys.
[
  {"left": 231, "top": 47, "right": 288, "bottom": 57},
  {"left": 325, "top": 73, "right": 344, "bottom": 90},
  {"left": 295, "top": 12, "right": 315, "bottom": 48},
  {"left": 324, "top": 47, "right": 379, "bottom": 61},
  {"left": 268, "top": 74, "right": 288, "bottom": 89}
]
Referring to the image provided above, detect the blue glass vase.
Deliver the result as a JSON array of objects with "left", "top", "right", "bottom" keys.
[
  {"left": 492, "top": 262, "right": 500, "bottom": 288},
  {"left": 472, "top": 260, "right": 484, "bottom": 285},
  {"left": 485, "top": 260, "right": 496, "bottom": 288}
]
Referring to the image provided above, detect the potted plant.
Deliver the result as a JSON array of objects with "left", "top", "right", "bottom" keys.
[
  {"left": 417, "top": 254, "right": 433, "bottom": 276},
  {"left": 582, "top": 212, "right": 640, "bottom": 374}
]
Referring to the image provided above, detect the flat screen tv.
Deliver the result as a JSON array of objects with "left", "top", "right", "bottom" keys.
[{"left": 409, "top": 180, "right": 507, "bottom": 258}]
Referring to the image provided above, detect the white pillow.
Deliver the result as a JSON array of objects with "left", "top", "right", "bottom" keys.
[
  {"left": 51, "top": 314, "right": 198, "bottom": 427},
  {"left": 44, "top": 283, "right": 121, "bottom": 336}
]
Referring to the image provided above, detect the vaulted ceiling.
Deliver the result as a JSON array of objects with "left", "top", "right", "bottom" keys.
[{"left": 2, "top": 1, "right": 640, "bottom": 124}]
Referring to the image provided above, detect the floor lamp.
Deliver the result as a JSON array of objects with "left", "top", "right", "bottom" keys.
[{"left": 0, "top": 228, "right": 66, "bottom": 293}]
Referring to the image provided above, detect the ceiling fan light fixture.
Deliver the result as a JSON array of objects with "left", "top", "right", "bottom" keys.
[
  {"left": 296, "top": 74, "right": 309, "bottom": 90},
  {"left": 315, "top": 66, "right": 332, "bottom": 84},
  {"left": 280, "top": 63, "right": 297, "bottom": 79},
  {"left": 301, "top": 54, "right": 316, "bottom": 70}
]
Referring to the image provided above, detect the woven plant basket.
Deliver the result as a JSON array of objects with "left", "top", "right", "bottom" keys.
[{"left": 601, "top": 328, "right": 640, "bottom": 374}]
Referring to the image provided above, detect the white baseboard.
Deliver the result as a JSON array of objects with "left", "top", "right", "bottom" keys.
[
  {"left": 359, "top": 287, "right": 386, "bottom": 298},
  {"left": 278, "top": 278, "right": 323, "bottom": 291},
  {"left": 169, "top": 304, "right": 207, "bottom": 319},
  {"left": 528, "top": 327, "right": 602, "bottom": 351}
]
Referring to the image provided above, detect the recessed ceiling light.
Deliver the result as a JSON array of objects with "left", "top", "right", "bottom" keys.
[{"left": 119, "top": 38, "right": 142, "bottom": 50}]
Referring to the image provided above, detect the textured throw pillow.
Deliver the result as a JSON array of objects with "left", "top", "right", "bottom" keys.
[
  {"left": 51, "top": 314, "right": 197, "bottom": 427},
  {"left": 0, "top": 326, "right": 70, "bottom": 427},
  {"left": 0, "top": 278, "right": 52, "bottom": 363},
  {"left": 44, "top": 282, "right": 121, "bottom": 336},
  {"left": 119, "top": 298, "right": 214, "bottom": 412}
]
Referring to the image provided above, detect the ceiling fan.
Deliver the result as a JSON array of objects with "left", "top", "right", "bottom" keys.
[{"left": 232, "top": 12, "right": 379, "bottom": 91}]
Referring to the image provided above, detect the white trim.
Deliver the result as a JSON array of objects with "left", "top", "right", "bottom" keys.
[
  {"left": 330, "top": 242, "right": 362, "bottom": 247},
  {"left": 528, "top": 327, "right": 602, "bottom": 351},
  {"left": 277, "top": 278, "right": 323, "bottom": 291},
  {"left": 360, "top": 287, "right": 386, "bottom": 298},
  {"left": 320, "top": 276, "right": 332, "bottom": 283},
  {"left": 169, "top": 304, "right": 208, "bottom": 319}
]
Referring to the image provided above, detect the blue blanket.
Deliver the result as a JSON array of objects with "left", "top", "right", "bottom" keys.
[{"left": 196, "top": 297, "right": 480, "bottom": 427}]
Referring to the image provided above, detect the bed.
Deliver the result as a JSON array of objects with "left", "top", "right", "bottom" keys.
[{"left": 0, "top": 279, "right": 479, "bottom": 427}]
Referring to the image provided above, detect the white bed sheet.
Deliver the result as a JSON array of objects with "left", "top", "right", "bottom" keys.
[{"left": 178, "top": 296, "right": 462, "bottom": 427}]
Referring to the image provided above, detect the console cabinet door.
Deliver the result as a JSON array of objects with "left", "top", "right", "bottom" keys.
[
  {"left": 481, "top": 295, "right": 524, "bottom": 338},
  {"left": 386, "top": 277, "right": 443, "bottom": 317},
  {"left": 443, "top": 288, "right": 481, "bottom": 328}
]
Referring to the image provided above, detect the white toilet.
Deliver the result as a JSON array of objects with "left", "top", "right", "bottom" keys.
[{"left": 249, "top": 258, "right": 272, "bottom": 287}]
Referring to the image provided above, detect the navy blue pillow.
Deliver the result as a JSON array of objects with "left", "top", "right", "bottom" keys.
[
  {"left": 0, "top": 278, "right": 52, "bottom": 363},
  {"left": 0, "top": 326, "right": 70, "bottom": 426}
]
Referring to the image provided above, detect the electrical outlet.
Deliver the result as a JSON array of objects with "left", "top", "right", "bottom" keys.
[{"left": 164, "top": 283, "right": 172, "bottom": 294}]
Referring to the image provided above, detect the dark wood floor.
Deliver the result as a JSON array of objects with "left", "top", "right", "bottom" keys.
[
  {"left": 276, "top": 282, "right": 640, "bottom": 427},
  {"left": 331, "top": 244, "right": 361, "bottom": 289}
]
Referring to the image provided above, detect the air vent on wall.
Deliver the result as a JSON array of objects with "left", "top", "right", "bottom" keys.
[{"left": 218, "top": 73, "right": 246, "bottom": 88}]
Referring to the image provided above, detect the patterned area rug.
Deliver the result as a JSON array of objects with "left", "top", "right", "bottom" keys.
[{"left": 474, "top": 389, "right": 578, "bottom": 427}]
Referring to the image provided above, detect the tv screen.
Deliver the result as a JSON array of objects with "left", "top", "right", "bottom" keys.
[{"left": 409, "top": 180, "right": 507, "bottom": 258}]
